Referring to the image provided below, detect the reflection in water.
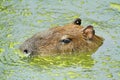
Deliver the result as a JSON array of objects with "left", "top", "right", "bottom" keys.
[
  {"left": 0, "top": 51, "right": 95, "bottom": 80},
  {"left": 26, "top": 53, "right": 95, "bottom": 69}
]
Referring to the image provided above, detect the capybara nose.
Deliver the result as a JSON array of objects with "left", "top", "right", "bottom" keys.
[
  {"left": 22, "top": 49, "right": 32, "bottom": 56},
  {"left": 23, "top": 49, "right": 28, "bottom": 54}
]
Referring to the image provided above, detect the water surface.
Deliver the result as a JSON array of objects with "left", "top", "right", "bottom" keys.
[{"left": 0, "top": 0, "right": 120, "bottom": 80}]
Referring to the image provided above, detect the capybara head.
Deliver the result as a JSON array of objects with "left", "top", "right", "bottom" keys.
[{"left": 19, "top": 18, "right": 104, "bottom": 56}]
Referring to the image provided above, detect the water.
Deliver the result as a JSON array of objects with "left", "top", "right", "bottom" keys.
[{"left": 0, "top": 0, "right": 120, "bottom": 80}]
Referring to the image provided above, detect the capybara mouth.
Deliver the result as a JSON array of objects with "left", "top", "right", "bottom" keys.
[{"left": 19, "top": 18, "right": 104, "bottom": 56}]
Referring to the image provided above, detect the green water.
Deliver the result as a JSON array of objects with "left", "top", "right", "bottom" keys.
[{"left": 0, "top": 0, "right": 120, "bottom": 80}]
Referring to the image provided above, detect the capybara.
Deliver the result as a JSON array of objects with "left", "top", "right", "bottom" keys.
[{"left": 19, "top": 18, "right": 104, "bottom": 56}]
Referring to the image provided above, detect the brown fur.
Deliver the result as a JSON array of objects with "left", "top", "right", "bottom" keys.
[{"left": 19, "top": 18, "right": 104, "bottom": 56}]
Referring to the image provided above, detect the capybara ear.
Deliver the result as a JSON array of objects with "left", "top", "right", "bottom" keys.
[
  {"left": 82, "top": 25, "right": 95, "bottom": 40},
  {"left": 73, "top": 18, "right": 81, "bottom": 25}
]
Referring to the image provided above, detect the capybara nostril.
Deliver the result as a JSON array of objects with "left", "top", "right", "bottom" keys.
[{"left": 24, "top": 49, "right": 28, "bottom": 54}]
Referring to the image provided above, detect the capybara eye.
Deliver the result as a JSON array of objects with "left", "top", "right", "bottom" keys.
[
  {"left": 60, "top": 38, "right": 71, "bottom": 44},
  {"left": 73, "top": 18, "right": 81, "bottom": 25},
  {"left": 24, "top": 49, "right": 28, "bottom": 54}
]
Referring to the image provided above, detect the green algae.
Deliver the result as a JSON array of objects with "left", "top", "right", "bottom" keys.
[
  {"left": 67, "top": 71, "right": 81, "bottom": 79},
  {"left": 26, "top": 52, "right": 94, "bottom": 69},
  {"left": 9, "top": 42, "right": 20, "bottom": 49},
  {"left": 106, "top": 73, "right": 113, "bottom": 78},
  {"left": 0, "top": 48, "right": 5, "bottom": 54},
  {"left": 110, "top": 3, "right": 120, "bottom": 11},
  {"left": 21, "top": 8, "right": 32, "bottom": 16}
]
